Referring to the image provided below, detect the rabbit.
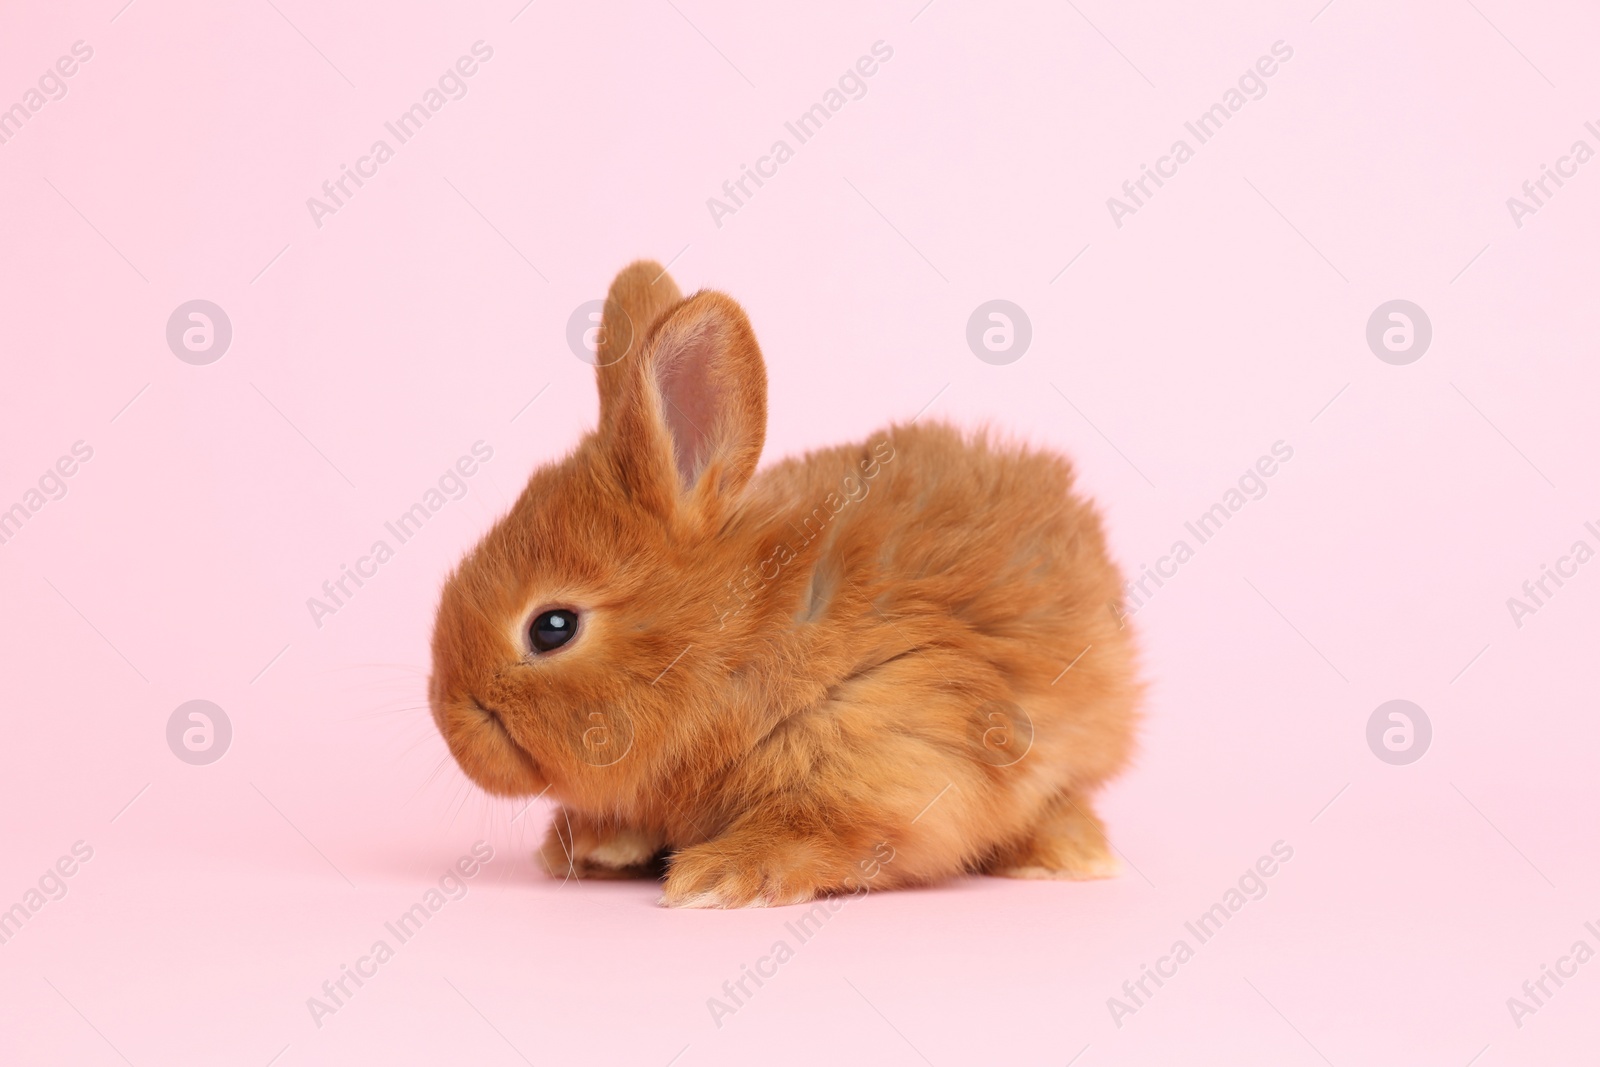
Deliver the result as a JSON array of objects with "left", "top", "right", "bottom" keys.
[{"left": 428, "top": 260, "right": 1142, "bottom": 908}]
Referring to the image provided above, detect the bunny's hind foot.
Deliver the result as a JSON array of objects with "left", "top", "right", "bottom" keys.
[
  {"left": 986, "top": 792, "right": 1122, "bottom": 881},
  {"left": 538, "top": 808, "right": 665, "bottom": 880}
]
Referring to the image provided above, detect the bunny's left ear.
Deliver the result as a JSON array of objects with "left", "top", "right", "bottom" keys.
[
  {"left": 600, "top": 289, "right": 768, "bottom": 520},
  {"left": 645, "top": 291, "right": 767, "bottom": 498}
]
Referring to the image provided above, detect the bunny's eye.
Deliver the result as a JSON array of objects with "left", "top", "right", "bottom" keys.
[{"left": 530, "top": 609, "right": 578, "bottom": 653}]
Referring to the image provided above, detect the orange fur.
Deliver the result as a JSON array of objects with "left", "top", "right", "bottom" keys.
[{"left": 429, "top": 261, "right": 1142, "bottom": 908}]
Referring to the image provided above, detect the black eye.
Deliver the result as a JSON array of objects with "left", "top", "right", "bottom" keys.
[{"left": 530, "top": 609, "right": 578, "bottom": 653}]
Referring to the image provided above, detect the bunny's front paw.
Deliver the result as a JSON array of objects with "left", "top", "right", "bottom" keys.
[{"left": 661, "top": 836, "right": 831, "bottom": 909}]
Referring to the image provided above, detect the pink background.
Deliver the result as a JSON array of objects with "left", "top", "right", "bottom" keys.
[{"left": 2, "top": 0, "right": 1597, "bottom": 1063}]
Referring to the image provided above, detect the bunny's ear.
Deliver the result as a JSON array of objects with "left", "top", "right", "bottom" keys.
[
  {"left": 646, "top": 291, "right": 767, "bottom": 495},
  {"left": 595, "top": 261, "right": 683, "bottom": 431},
  {"left": 601, "top": 285, "right": 768, "bottom": 521}
]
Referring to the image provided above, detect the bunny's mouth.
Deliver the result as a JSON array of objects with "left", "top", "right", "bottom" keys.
[{"left": 471, "top": 697, "right": 542, "bottom": 776}]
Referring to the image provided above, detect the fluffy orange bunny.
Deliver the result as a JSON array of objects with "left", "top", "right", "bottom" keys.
[{"left": 429, "top": 261, "right": 1141, "bottom": 907}]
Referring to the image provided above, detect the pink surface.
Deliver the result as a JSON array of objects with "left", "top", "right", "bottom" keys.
[{"left": 2, "top": 0, "right": 1597, "bottom": 1063}]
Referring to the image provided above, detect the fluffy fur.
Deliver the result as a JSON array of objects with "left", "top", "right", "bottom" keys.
[{"left": 429, "top": 261, "right": 1142, "bottom": 908}]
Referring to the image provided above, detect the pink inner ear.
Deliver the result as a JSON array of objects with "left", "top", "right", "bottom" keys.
[{"left": 656, "top": 322, "right": 722, "bottom": 488}]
